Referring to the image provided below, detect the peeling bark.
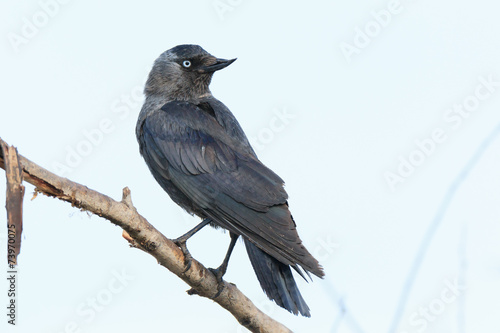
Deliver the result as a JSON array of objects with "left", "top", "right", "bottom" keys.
[{"left": 1, "top": 142, "right": 24, "bottom": 266}]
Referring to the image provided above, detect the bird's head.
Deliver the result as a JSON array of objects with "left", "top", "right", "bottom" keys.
[{"left": 144, "top": 44, "right": 236, "bottom": 100}]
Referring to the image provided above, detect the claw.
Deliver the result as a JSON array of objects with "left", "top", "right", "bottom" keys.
[
  {"left": 171, "top": 218, "right": 212, "bottom": 273},
  {"left": 208, "top": 267, "right": 226, "bottom": 299},
  {"left": 172, "top": 237, "right": 193, "bottom": 273}
]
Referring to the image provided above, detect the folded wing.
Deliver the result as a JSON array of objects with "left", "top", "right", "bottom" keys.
[{"left": 139, "top": 101, "right": 323, "bottom": 278}]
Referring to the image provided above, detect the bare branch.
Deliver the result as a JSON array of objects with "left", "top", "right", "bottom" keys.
[
  {"left": 0, "top": 137, "right": 292, "bottom": 333},
  {"left": 1, "top": 142, "right": 25, "bottom": 266}
]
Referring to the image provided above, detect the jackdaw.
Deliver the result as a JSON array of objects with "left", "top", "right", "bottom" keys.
[{"left": 136, "top": 44, "right": 324, "bottom": 317}]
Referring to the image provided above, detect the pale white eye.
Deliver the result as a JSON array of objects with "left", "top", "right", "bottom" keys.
[{"left": 182, "top": 60, "right": 191, "bottom": 68}]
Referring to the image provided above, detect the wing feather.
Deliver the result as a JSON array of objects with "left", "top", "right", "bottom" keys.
[{"left": 139, "top": 100, "right": 323, "bottom": 277}]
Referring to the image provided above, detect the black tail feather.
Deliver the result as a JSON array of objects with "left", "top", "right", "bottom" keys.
[{"left": 244, "top": 239, "right": 311, "bottom": 317}]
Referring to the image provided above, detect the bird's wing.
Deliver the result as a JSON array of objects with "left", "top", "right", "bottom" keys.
[{"left": 139, "top": 101, "right": 322, "bottom": 277}]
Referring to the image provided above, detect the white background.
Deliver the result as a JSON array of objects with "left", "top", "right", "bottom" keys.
[{"left": 1, "top": 0, "right": 500, "bottom": 332}]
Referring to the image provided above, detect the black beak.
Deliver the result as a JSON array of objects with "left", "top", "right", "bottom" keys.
[{"left": 199, "top": 58, "right": 236, "bottom": 73}]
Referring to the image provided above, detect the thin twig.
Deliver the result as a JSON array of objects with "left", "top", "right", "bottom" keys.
[
  {"left": 387, "top": 122, "right": 500, "bottom": 333},
  {"left": 457, "top": 223, "right": 467, "bottom": 333},
  {"left": 324, "top": 279, "right": 366, "bottom": 333}
]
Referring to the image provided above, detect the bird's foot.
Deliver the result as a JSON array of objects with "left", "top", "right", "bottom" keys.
[
  {"left": 170, "top": 218, "right": 212, "bottom": 272},
  {"left": 208, "top": 265, "right": 227, "bottom": 299},
  {"left": 172, "top": 236, "right": 193, "bottom": 273}
]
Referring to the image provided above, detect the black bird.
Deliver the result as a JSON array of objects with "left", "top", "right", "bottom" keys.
[{"left": 136, "top": 44, "right": 324, "bottom": 317}]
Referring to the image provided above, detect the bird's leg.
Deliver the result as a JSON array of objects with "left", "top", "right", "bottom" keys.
[
  {"left": 209, "top": 232, "right": 239, "bottom": 298},
  {"left": 172, "top": 218, "right": 212, "bottom": 272}
]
